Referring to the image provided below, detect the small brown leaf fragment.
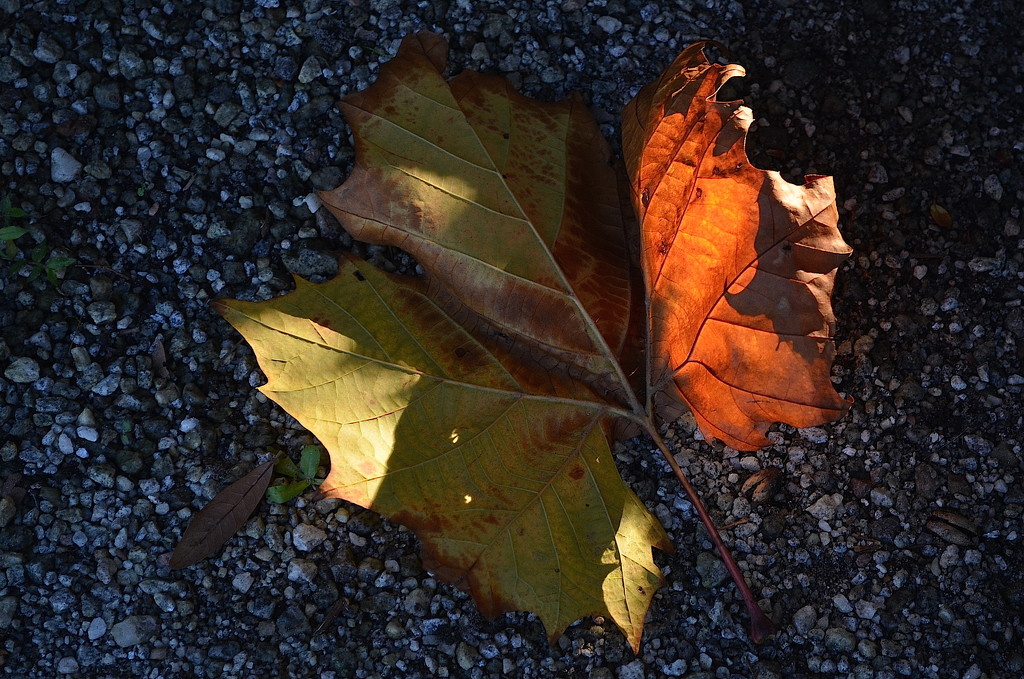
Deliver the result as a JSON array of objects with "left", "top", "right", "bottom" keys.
[
  {"left": 169, "top": 459, "right": 274, "bottom": 569},
  {"left": 929, "top": 203, "right": 953, "bottom": 229},
  {"left": 925, "top": 509, "right": 978, "bottom": 547},
  {"left": 740, "top": 468, "right": 781, "bottom": 503}
]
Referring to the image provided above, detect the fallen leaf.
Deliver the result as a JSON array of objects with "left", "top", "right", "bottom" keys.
[
  {"left": 169, "top": 459, "right": 274, "bottom": 569},
  {"left": 212, "top": 33, "right": 850, "bottom": 648},
  {"left": 216, "top": 257, "right": 670, "bottom": 650},
  {"left": 623, "top": 43, "right": 852, "bottom": 450}
]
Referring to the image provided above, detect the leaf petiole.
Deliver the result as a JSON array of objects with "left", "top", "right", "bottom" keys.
[{"left": 646, "top": 425, "right": 775, "bottom": 642}]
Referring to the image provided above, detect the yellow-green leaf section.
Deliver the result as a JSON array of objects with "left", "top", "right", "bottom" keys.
[
  {"left": 318, "top": 32, "right": 634, "bottom": 398},
  {"left": 214, "top": 256, "right": 669, "bottom": 651}
]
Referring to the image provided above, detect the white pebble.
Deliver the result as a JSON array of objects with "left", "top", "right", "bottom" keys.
[
  {"left": 50, "top": 147, "right": 82, "bottom": 182},
  {"left": 292, "top": 524, "right": 327, "bottom": 551},
  {"left": 87, "top": 617, "right": 107, "bottom": 640}
]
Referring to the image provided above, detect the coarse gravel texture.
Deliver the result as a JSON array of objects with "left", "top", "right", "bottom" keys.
[{"left": 1, "top": 0, "right": 1021, "bottom": 678}]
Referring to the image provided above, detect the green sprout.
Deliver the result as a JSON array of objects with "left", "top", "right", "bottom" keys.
[
  {"left": 0, "top": 194, "right": 28, "bottom": 259},
  {"left": 265, "top": 445, "right": 326, "bottom": 503},
  {"left": 0, "top": 195, "right": 76, "bottom": 286}
]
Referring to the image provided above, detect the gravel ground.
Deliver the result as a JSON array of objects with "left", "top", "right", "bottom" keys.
[{"left": 1, "top": 1, "right": 1021, "bottom": 678}]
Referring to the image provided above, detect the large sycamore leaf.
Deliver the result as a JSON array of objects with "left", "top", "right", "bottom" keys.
[
  {"left": 213, "top": 33, "right": 850, "bottom": 649},
  {"left": 215, "top": 257, "right": 670, "bottom": 650},
  {"left": 623, "top": 43, "right": 853, "bottom": 450}
]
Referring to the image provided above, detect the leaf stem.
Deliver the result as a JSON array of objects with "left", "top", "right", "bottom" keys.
[{"left": 646, "top": 425, "right": 776, "bottom": 643}]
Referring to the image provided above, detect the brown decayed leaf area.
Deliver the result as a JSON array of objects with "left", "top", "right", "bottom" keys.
[{"left": 623, "top": 43, "right": 852, "bottom": 450}]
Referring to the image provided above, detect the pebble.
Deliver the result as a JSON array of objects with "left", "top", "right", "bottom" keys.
[
  {"left": 287, "top": 558, "right": 318, "bottom": 583},
  {"left": 32, "top": 34, "right": 63, "bottom": 63},
  {"left": 92, "top": 81, "right": 121, "bottom": 109},
  {"left": 618, "top": 659, "right": 646, "bottom": 679},
  {"left": 56, "top": 657, "right": 79, "bottom": 674},
  {"left": 87, "top": 617, "right": 107, "bottom": 640},
  {"left": 298, "top": 56, "right": 322, "bottom": 83},
  {"left": 793, "top": 605, "right": 818, "bottom": 634},
  {"left": 806, "top": 493, "right": 844, "bottom": 521},
  {"left": 695, "top": 550, "right": 729, "bottom": 588},
  {"left": 292, "top": 524, "right": 326, "bottom": 551},
  {"left": 824, "top": 627, "right": 857, "bottom": 653},
  {"left": 456, "top": 641, "right": 481, "bottom": 671},
  {"left": 597, "top": 16, "right": 623, "bottom": 34},
  {"left": 275, "top": 604, "right": 310, "bottom": 637},
  {"left": 4, "top": 357, "right": 40, "bottom": 383},
  {"left": 50, "top": 148, "right": 82, "bottom": 182},
  {"left": 0, "top": 597, "right": 17, "bottom": 628},
  {"left": 110, "top": 615, "right": 157, "bottom": 647},
  {"left": 0, "top": 498, "right": 15, "bottom": 529},
  {"left": 118, "top": 47, "right": 146, "bottom": 78},
  {"left": 233, "top": 571, "right": 255, "bottom": 593}
]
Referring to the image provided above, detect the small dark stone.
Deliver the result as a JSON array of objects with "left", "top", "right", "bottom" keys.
[
  {"left": 209, "top": 641, "right": 241, "bottom": 660},
  {"left": 275, "top": 604, "right": 310, "bottom": 637},
  {"left": 249, "top": 595, "right": 277, "bottom": 620},
  {"left": 273, "top": 55, "right": 298, "bottom": 81},
  {"left": 92, "top": 81, "right": 121, "bottom": 110},
  {"left": 114, "top": 448, "right": 144, "bottom": 476},
  {"left": 208, "top": 83, "right": 234, "bottom": 104},
  {"left": 0, "top": 525, "right": 31, "bottom": 552}
]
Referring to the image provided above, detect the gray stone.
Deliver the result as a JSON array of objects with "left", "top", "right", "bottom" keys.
[
  {"left": 93, "top": 81, "right": 121, "bottom": 109},
  {"left": 91, "top": 374, "right": 120, "bottom": 396},
  {"left": 824, "top": 627, "right": 857, "bottom": 653},
  {"left": 118, "top": 47, "right": 146, "bottom": 78},
  {"left": 275, "top": 604, "right": 310, "bottom": 637},
  {"left": 0, "top": 56, "right": 21, "bottom": 83},
  {"left": 56, "top": 657, "right": 79, "bottom": 674},
  {"left": 806, "top": 493, "right": 844, "bottom": 521},
  {"left": 86, "top": 301, "right": 117, "bottom": 324},
  {"left": 232, "top": 572, "right": 255, "bottom": 593},
  {"left": 33, "top": 34, "right": 64, "bottom": 63},
  {"left": 617, "top": 660, "right": 646, "bottom": 679},
  {"left": 110, "top": 615, "right": 157, "bottom": 647},
  {"left": 403, "top": 587, "right": 431, "bottom": 616},
  {"left": 292, "top": 524, "right": 326, "bottom": 551},
  {"left": 0, "top": 497, "right": 15, "bottom": 529},
  {"left": 695, "top": 551, "right": 729, "bottom": 588},
  {"left": 298, "top": 56, "right": 322, "bottom": 83},
  {"left": 286, "top": 558, "right": 317, "bottom": 583},
  {"left": 793, "top": 604, "right": 818, "bottom": 635},
  {"left": 87, "top": 616, "right": 106, "bottom": 640},
  {"left": 50, "top": 147, "right": 82, "bottom": 182},
  {"left": 597, "top": 16, "right": 623, "bottom": 33},
  {"left": 52, "top": 61, "right": 79, "bottom": 84},
  {"left": 0, "top": 596, "right": 17, "bottom": 628},
  {"left": 86, "top": 464, "right": 116, "bottom": 489},
  {"left": 273, "top": 55, "right": 298, "bottom": 81},
  {"left": 281, "top": 248, "right": 338, "bottom": 279},
  {"left": 4, "top": 357, "right": 39, "bottom": 383},
  {"left": 456, "top": 641, "right": 480, "bottom": 671}
]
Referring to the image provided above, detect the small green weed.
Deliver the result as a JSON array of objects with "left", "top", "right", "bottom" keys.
[
  {"left": 266, "top": 445, "right": 325, "bottom": 503},
  {"left": 0, "top": 194, "right": 77, "bottom": 286}
]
